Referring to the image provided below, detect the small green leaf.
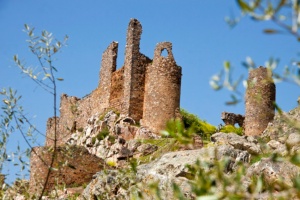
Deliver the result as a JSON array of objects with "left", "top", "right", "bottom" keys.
[
  {"left": 236, "top": 0, "right": 253, "bottom": 12},
  {"left": 13, "top": 55, "right": 18, "bottom": 62},
  {"left": 24, "top": 24, "right": 29, "bottom": 30},
  {"left": 57, "top": 78, "right": 64, "bottom": 81},
  {"left": 18, "top": 118, "right": 24, "bottom": 124},
  {"left": 52, "top": 66, "right": 58, "bottom": 72},
  {"left": 224, "top": 61, "right": 231, "bottom": 71}
]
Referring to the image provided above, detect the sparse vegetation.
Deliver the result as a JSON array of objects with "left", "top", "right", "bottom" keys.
[
  {"left": 180, "top": 108, "right": 216, "bottom": 140},
  {"left": 77, "top": 127, "right": 84, "bottom": 132},
  {"left": 136, "top": 138, "right": 179, "bottom": 164},
  {"left": 96, "top": 128, "right": 110, "bottom": 141},
  {"left": 219, "top": 125, "right": 243, "bottom": 135}
]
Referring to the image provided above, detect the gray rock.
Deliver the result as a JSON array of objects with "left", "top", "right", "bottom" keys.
[
  {"left": 136, "top": 145, "right": 250, "bottom": 198},
  {"left": 267, "top": 140, "right": 288, "bottom": 156},
  {"left": 134, "top": 127, "right": 159, "bottom": 139},
  {"left": 80, "top": 170, "right": 133, "bottom": 200},
  {"left": 104, "top": 110, "right": 118, "bottom": 130},
  {"left": 262, "top": 106, "right": 300, "bottom": 141},
  {"left": 114, "top": 124, "right": 138, "bottom": 140},
  {"left": 136, "top": 143, "right": 158, "bottom": 156},
  {"left": 246, "top": 158, "right": 300, "bottom": 190},
  {"left": 127, "top": 140, "right": 142, "bottom": 152},
  {"left": 286, "top": 132, "right": 300, "bottom": 148},
  {"left": 117, "top": 147, "right": 132, "bottom": 160},
  {"left": 211, "top": 132, "right": 261, "bottom": 155}
]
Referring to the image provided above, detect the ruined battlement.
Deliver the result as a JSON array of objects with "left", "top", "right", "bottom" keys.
[{"left": 45, "top": 18, "right": 182, "bottom": 146}]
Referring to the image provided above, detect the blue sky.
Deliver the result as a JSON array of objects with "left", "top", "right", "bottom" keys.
[{"left": 1, "top": 1, "right": 300, "bottom": 182}]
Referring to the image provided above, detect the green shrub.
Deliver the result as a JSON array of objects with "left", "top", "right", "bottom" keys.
[
  {"left": 180, "top": 108, "right": 216, "bottom": 140},
  {"left": 77, "top": 127, "right": 84, "bottom": 132},
  {"left": 96, "top": 128, "right": 110, "bottom": 141},
  {"left": 219, "top": 125, "right": 243, "bottom": 135}
]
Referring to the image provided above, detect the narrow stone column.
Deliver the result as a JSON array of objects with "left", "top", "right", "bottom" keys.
[{"left": 244, "top": 67, "right": 276, "bottom": 136}]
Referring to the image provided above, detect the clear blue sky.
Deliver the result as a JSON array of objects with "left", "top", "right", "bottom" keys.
[{"left": 1, "top": 1, "right": 299, "bottom": 183}]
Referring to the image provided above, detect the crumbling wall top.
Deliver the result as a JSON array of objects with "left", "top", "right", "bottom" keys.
[{"left": 154, "top": 42, "right": 175, "bottom": 61}]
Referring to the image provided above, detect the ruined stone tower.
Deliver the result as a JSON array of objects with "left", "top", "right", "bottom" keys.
[
  {"left": 143, "top": 42, "right": 182, "bottom": 133},
  {"left": 244, "top": 67, "right": 276, "bottom": 136},
  {"left": 44, "top": 18, "right": 182, "bottom": 146},
  {"left": 31, "top": 18, "right": 182, "bottom": 194}
]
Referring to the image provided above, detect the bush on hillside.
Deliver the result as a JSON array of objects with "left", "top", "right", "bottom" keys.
[
  {"left": 219, "top": 125, "right": 243, "bottom": 135},
  {"left": 180, "top": 109, "right": 216, "bottom": 140}
]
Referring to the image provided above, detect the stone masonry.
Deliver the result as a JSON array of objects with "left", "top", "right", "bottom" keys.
[
  {"left": 45, "top": 18, "right": 182, "bottom": 146},
  {"left": 244, "top": 67, "right": 276, "bottom": 136},
  {"left": 29, "top": 146, "right": 106, "bottom": 196},
  {"left": 221, "top": 112, "right": 245, "bottom": 128},
  {"left": 29, "top": 19, "right": 181, "bottom": 194},
  {"left": 142, "top": 42, "right": 182, "bottom": 133}
]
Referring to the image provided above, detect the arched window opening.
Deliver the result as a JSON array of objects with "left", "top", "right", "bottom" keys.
[{"left": 160, "top": 48, "right": 168, "bottom": 57}]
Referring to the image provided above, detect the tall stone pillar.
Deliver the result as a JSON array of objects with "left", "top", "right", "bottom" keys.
[{"left": 244, "top": 67, "right": 276, "bottom": 136}]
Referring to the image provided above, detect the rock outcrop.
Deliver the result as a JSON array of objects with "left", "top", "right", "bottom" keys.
[
  {"left": 67, "top": 111, "right": 159, "bottom": 166},
  {"left": 80, "top": 145, "right": 251, "bottom": 199}
]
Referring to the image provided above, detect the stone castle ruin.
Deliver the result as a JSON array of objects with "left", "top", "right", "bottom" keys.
[
  {"left": 46, "top": 18, "right": 182, "bottom": 146},
  {"left": 29, "top": 19, "right": 182, "bottom": 193},
  {"left": 28, "top": 18, "right": 279, "bottom": 197}
]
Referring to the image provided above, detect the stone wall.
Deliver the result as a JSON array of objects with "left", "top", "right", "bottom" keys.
[
  {"left": 33, "top": 19, "right": 182, "bottom": 195},
  {"left": 142, "top": 42, "right": 182, "bottom": 133},
  {"left": 244, "top": 67, "right": 276, "bottom": 136},
  {"left": 29, "top": 146, "right": 106, "bottom": 195},
  {"left": 109, "top": 66, "right": 125, "bottom": 111},
  {"left": 123, "top": 19, "right": 152, "bottom": 121},
  {"left": 98, "top": 41, "right": 118, "bottom": 110},
  {"left": 44, "top": 18, "right": 182, "bottom": 145}
]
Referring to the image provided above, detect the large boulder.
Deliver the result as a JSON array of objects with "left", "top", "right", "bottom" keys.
[
  {"left": 211, "top": 132, "right": 261, "bottom": 155},
  {"left": 262, "top": 106, "right": 300, "bottom": 142},
  {"left": 80, "top": 145, "right": 250, "bottom": 199},
  {"left": 246, "top": 158, "right": 300, "bottom": 191}
]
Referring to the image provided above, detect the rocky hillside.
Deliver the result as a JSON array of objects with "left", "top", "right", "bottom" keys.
[{"left": 5, "top": 106, "right": 300, "bottom": 199}]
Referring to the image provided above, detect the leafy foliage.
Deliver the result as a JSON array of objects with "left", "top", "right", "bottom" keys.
[
  {"left": 0, "top": 24, "right": 68, "bottom": 199},
  {"left": 211, "top": 0, "right": 300, "bottom": 104},
  {"left": 180, "top": 109, "right": 216, "bottom": 140},
  {"left": 219, "top": 125, "right": 244, "bottom": 135},
  {"left": 96, "top": 128, "right": 110, "bottom": 141}
]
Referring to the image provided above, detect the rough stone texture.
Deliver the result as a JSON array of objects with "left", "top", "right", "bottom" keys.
[
  {"left": 44, "top": 18, "right": 182, "bottom": 146},
  {"left": 79, "top": 170, "right": 135, "bottom": 200},
  {"left": 211, "top": 132, "right": 261, "bottom": 155},
  {"left": 261, "top": 106, "right": 300, "bottom": 156},
  {"left": 66, "top": 111, "right": 158, "bottom": 166},
  {"left": 142, "top": 42, "right": 182, "bottom": 133},
  {"left": 45, "top": 117, "right": 60, "bottom": 146},
  {"left": 245, "top": 67, "right": 276, "bottom": 136},
  {"left": 99, "top": 41, "right": 118, "bottom": 110},
  {"left": 123, "top": 19, "right": 152, "bottom": 122},
  {"left": 263, "top": 106, "right": 300, "bottom": 141},
  {"left": 246, "top": 158, "right": 300, "bottom": 191},
  {"left": 221, "top": 111, "right": 245, "bottom": 127},
  {"left": 80, "top": 145, "right": 250, "bottom": 199},
  {"left": 29, "top": 145, "right": 107, "bottom": 195},
  {"left": 109, "top": 67, "right": 125, "bottom": 111},
  {"left": 266, "top": 140, "right": 288, "bottom": 156}
]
